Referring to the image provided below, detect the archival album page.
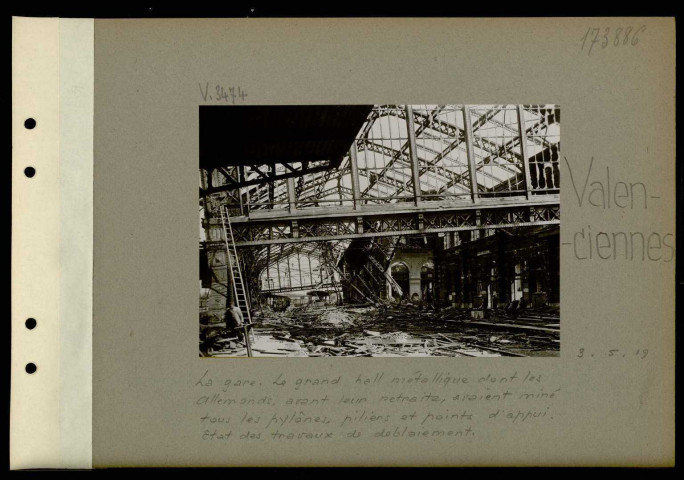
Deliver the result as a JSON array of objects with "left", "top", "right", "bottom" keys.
[{"left": 11, "top": 17, "right": 675, "bottom": 468}]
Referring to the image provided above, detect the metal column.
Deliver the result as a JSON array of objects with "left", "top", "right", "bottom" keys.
[
  {"left": 462, "top": 106, "right": 480, "bottom": 203},
  {"left": 404, "top": 104, "right": 422, "bottom": 206},
  {"left": 517, "top": 105, "right": 533, "bottom": 200}
]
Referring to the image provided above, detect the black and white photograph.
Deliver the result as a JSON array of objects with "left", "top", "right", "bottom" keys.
[{"left": 199, "top": 104, "right": 560, "bottom": 357}]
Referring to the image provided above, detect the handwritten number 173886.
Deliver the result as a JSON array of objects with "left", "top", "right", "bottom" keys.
[{"left": 580, "top": 26, "right": 646, "bottom": 56}]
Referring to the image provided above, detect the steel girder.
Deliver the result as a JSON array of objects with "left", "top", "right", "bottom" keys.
[{"left": 217, "top": 198, "right": 560, "bottom": 247}]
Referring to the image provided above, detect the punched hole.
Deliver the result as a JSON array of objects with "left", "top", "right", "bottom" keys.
[
  {"left": 25, "top": 318, "right": 37, "bottom": 330},
  {"left": 24, "top": 118, "right": 36, "bottom": 129},
  {"left": 25, "top": 363, "right": 37, "bottom": 374},
  {"left": 24, "top": 167, "right": 35, "bottom": 178}
]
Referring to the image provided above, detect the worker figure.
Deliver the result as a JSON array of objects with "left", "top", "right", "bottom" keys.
[{"left": 225, "top": 302, "right": 245, "bottom": 342}]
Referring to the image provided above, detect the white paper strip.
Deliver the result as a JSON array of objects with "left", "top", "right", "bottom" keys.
[
  {"left": 11, "top": 17, "right": 94, "bottom": 469},
  {"left": 59, "top": 18, "right": 94, "bottom": 469}
]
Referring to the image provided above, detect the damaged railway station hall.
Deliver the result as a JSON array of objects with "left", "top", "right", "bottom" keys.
[{"left": 199, "top": 104, "right": 560, "bottom": 358}]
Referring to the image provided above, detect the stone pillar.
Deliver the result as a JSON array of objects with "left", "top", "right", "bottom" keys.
[
  {"left": 205, "top": 250, "right": 229, "bottom": 324},
  {"left": 203, "top": 215, "right": 232, "bottom": 324},
  {"left": 408, "top": 274, "right": 422, "bottom": 301}
]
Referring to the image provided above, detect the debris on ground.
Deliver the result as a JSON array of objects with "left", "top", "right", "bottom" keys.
[{"left": 201, "top": 303, "right": 560, "bottom": 357}]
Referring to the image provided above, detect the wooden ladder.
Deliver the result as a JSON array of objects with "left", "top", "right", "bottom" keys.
[{"left": 220, "top": 205, "right": 254, "bottom": 357}]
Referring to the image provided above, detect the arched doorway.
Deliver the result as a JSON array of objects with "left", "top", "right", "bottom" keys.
[{"left": 390, "top": 262, "right": 410, "bottom": 300}]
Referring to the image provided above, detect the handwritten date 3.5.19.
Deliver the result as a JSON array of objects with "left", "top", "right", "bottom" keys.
[{"left": 577, "top": 348, "right": 649, "bottom": 359}]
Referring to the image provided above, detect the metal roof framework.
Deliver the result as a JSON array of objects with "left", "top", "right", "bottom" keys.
[{"left": 200, "top": 104, "right": 560, "bottom": 294}]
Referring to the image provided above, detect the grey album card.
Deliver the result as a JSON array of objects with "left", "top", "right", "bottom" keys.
[{"left": 11, "top": 17, "right": 675, "bottom": 468}]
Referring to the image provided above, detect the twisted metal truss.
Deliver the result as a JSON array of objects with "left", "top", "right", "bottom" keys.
[{"left": 200, "top": 104, "right": 560, "bottom": 292}]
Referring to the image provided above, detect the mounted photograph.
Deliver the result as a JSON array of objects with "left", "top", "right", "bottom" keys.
[{"left": 199, "top": 104, "right": 560, "bottom": 357}]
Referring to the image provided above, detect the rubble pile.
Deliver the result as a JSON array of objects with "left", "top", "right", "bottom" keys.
[{"left": 201, "top": 303, "right": 560, "bottom": 357}]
